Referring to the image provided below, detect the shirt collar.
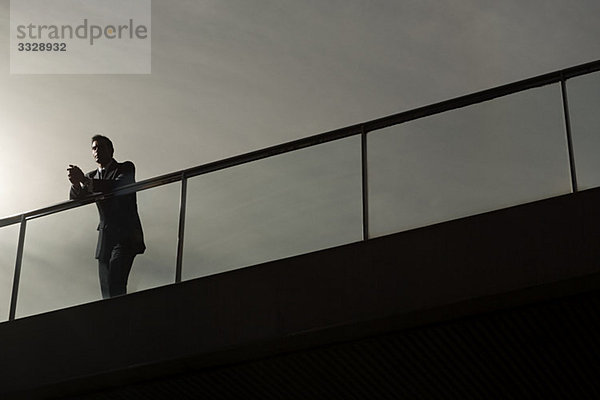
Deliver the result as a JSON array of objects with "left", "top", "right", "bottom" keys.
[{"left": 98, "top": 159, "right": 115, "bottom": 174}]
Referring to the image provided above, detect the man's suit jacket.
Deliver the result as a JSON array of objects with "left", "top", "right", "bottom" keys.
[{"left": 70, "top": 159, "right": 146, "bottom": 261}]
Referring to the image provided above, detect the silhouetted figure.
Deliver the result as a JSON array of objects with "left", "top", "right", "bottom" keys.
[{"left": 68, "top": 135, "right": 145, "bottom": 298}]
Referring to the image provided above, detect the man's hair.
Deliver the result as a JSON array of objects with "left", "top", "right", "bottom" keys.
[{"left": 92, "top": 134, "right": 114, "bottom": 156}]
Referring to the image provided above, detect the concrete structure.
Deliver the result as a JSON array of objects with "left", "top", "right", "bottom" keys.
[{"left": 2, "top": 187, "right": 600, "bottom": 399}]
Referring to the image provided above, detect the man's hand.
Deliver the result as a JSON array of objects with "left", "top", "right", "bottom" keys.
[{"left": 67, "top": 165, "right": 85, "bottom": 186}]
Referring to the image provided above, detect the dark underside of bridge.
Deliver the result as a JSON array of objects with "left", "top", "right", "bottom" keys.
[{"left": 3, "top": 187, "right": 600, "bottom": 399}]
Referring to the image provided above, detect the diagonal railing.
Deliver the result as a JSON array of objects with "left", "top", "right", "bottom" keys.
[{"left": 2, "top": 59, "right": 600, "bottom": 321}]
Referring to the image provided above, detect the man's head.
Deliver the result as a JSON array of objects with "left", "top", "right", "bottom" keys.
[{"left": 91, "top": 134, "right": 114, "bottom": 166}]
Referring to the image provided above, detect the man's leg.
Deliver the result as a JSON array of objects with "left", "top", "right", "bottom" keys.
[
  {"left": 98, "top": 259, "right": 111, "bottom": 299},
  {"left": 107, "top": 248, "right": 136, "bottom": 298}
]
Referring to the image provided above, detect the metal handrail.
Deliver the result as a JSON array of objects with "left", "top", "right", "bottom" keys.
[
  {"left": 3, "top": 59, "right": 600, "bottom": 320},
  {"left": 2, "top": 59, "right": 599, "bottom": 229}
]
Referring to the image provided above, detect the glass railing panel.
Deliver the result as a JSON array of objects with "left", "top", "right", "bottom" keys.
[
  {"left": 0, "top": 224, "right": 19, "bottom": 322},
  {"left": 566, "top": 71, "right": 600, "bottom": 190},
  {"left": 183, "top": 136, "right": 363, "bottom": 280},
  {"left": 368, "top": 83, "right": 571, "bottom": 238},
  {"left": 130, "top": 182, "right": 179, "bottom": 291},
  {"left": 17, "top": 204, "right": 99, "bottom": 318},
  {"left": 16, "top": 182, "right": 179, "bottom": 318}
]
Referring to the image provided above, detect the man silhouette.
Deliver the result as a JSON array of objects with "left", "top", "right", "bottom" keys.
[{"left": 68, "top": 135, "right": 145, "bottom": 298}]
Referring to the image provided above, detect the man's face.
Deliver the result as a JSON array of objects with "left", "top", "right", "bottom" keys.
[{"left": 91, "top": 140, "right": 112, "bottom": 165}]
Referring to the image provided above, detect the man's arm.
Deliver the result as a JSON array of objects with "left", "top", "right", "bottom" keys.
[{"left": 68, "top": 165, "right": 92, "bottom": 200}]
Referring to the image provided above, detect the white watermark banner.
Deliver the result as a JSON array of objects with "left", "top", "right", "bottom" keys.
[{"left": 10, "top": 0, "right": 151, "bottom": 74}]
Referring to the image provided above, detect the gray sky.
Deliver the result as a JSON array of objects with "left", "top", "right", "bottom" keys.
[{"left": 1, "top": 0, "right": 600, "bottom": 318}]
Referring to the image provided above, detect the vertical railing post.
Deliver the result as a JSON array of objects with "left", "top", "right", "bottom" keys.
[
  {"left": 361, "top": 126, "right": 369, "bottom": 241},
  {"left": 561, "top": 76, "right": 578, "bottom": 193},
  {"left": 9, "top": 215, "right": 27, "bottom": 321},
  {"left": 175, "top": 173, "right": 188, "bottom": 283}
]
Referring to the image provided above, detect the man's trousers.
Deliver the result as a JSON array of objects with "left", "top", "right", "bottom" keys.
[{"left": 98, "top": 246, "right": 136, "bottom": 299}]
